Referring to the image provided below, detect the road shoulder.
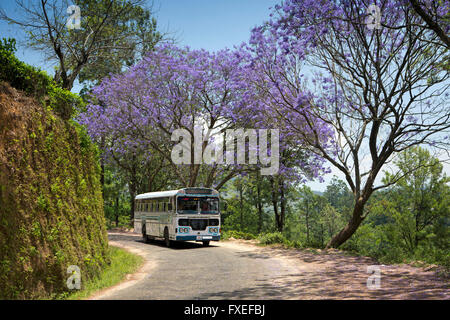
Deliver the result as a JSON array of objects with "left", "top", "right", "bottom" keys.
[{"left": 87, "top": 233, "right": 157, "bottom": 300}]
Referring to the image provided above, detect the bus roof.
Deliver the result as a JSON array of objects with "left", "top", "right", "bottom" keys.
[{"left": 135, "top": 188, "right": 219, "bottom": 200}]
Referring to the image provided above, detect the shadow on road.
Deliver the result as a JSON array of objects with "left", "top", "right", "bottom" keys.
[
  {"left": 107, "top": 231, "right": 217, "bottom": 250},
  {"left": 140, "top": 239, "right": 219, "bottom": 250},
  {"left": 193, "top": 268, "right": 449, "bottom": 300}
]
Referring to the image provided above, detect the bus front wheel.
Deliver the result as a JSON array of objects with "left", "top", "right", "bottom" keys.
[
  {"left": 142, "top": 225, "right": 149, "bottom": 244},
  {"left": 164, "top": 227, "right": 171, "bottom": 248}
]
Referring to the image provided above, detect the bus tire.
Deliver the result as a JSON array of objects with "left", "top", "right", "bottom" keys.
[
  {"left": 164, "top": 227, "right": 171, "bottom": 248},
  {"left": 202, "top": 241, "right": 210, "bottom": 247},
  {"left": 142, "top": 225, "right": 149, "bottom": 244}
]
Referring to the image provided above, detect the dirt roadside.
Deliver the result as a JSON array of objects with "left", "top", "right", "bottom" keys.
[{"left": 220, "top": 238, "right": 449, "bottom": 299}]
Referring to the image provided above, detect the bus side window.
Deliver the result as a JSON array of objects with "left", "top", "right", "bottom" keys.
[{"left": 168, "top": 202, "right": 172, "bottom": 211}]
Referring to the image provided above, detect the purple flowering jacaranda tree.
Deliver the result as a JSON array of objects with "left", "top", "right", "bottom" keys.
[
  {"left": 80, "top": 44, "right": 261, "bottom": 189},
  {"left": 243, "top": 0, "right": 450, "bottom": 248}
]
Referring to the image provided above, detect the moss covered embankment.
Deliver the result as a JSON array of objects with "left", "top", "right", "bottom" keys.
[{"left": 0, "top": 82, "right": 109, "bottom": 299}]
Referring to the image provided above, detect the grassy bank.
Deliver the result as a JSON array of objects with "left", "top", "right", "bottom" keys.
[{"left": 59, "top": 246, "right": 143, "bottom": 300}]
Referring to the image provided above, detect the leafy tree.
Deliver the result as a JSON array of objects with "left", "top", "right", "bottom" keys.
[
  {"left": 296, "top": 186, "right": 328, "bottom": 246},
  {"left": 382, "top": 147, "right": 449, "bottom": 253},
  {"left": 221, "top": 176, "right": 260, "bottom": 234},
  {"left": 342, "top": 147, "right": 449, "bottom": 266},
  {"left": 1, "top": 0, "right": 162, "bottom": 90},
  {"left": 103, "top": 166, "right": 129, "bottom": 227},
  {"left": 320, "top": 203, "right": 343, "bottom": 243},
  {"left": 323, "top": 176, "right": 353, "bottom": 220}
]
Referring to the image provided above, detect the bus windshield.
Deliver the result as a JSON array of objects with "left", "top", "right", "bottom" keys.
[{"left": 177, "top": 197, "right": 219, "bottom": 214}]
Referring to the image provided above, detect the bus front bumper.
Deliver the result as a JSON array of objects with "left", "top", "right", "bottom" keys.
[{"left": 175, "top": 235, "right": 220, "bottom": 241}]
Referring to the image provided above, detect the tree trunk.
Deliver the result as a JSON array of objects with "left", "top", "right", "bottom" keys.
[
  {"left": 239, "top": 182, "right": 244, "bottom": 230},
  {"left": 326, "top": 199, "right": 366, "bottom": 248},
  {"left": 129, "top": 182, "right": 136, "bottom": 225},
  {"left": 279, "top": 180, "right": 286, "bottom": 233},
  {"left": 320, "top": 223, "right": 324, "bottom": 248},
  {"left": 115, "top": 196, "right": 119, "bottom": 227},
  {"left": 99, "top": 137, "right": 105, "bottom": 190},
  {"left": 256, "top": 171, "right": 263, "bottom": 233},
  {"left": 270, "top": 177, "right": 281, "bottom": 232},
  {"left": 305, "top": 200, "right": 310, "bottom": 245}
]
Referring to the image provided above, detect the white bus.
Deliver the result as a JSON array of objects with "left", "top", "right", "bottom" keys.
[{"left": 134, "top": 187, "right": 221, "bottom": 247}]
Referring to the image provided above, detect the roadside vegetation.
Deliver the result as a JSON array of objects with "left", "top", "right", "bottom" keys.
[
  {"left": 217, "top": 141, "right": 448, "bottom": 271},
  {"left": 220, "top": 147, "right": 449, "bottom": 271},
  {"left": 60, "top": 246, "right": 143, "bottom": 300},
  {"left": 0, "top": 40, "right": 109, "bottom": 299}
]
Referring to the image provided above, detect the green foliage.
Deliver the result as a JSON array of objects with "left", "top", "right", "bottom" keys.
[
  {"left": 2, "top": 0, "right": 162, "bottom": 90},
  {"left": 258, "top": 232, "right": 289, "bottom": 245},
  {"left": 47, "top": 83, "right": 85, "bottom": 120},
  {"left": 222, "top": 148, "right": 448, "bottom": 270},
  {"left": 340, "top": 147, "right": 449, "bottom": 267},
  {"left": 57, "top": 246, "right": 143, "bottom": 300},
  {"left": 221, "top": 175, "right": 291, "bottom": 234},
  {"left": 103, "top": 166, "right": 132, "bottom": 229},
  {"left": 222, "top": 230, "right": 257, "bottom": 240},
  {"left": 0, "top": 81, "right": 109, "bottom": 299},
  {"left": 0, "top": 38, "right": 84, "bottom": 120},
  {"left": 0, "top": 38, "right": 50, "bottom": 97},
  {"left": 77, "top": 0, "right": 162, "bottom": 86}
]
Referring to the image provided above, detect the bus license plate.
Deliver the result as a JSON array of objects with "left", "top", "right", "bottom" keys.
[{"left": 198, "top": 236, "right": 212, "bottom": 240}]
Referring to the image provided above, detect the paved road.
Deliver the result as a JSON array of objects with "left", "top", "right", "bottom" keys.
[{"left": 95, "top": 232, "right": 299, "bottom": 300}]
